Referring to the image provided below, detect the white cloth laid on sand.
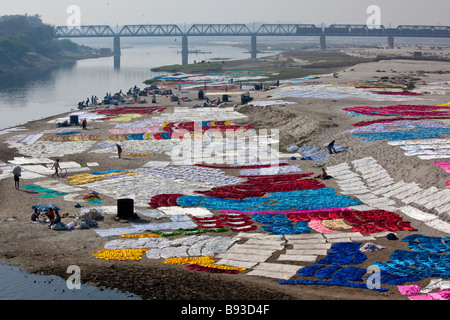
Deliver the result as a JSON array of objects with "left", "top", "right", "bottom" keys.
[
  {"left": 95, "top": 215, "right": 196, "bottom": 237},
  {"left": 327, "top": 156, "right": 450, "bottom": 233}
]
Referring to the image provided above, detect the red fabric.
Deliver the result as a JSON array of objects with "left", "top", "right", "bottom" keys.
[
  {"left": 194, "top": 163, "right": 290, "bottom": 169},
  {"left": 194, "top": 174, "right": 324, "bottom": 199},
  {"left": 350, "top": 116, "right": 450, "bottom": 127},
  {"left": 370, "top": 91, "right": 421, "bottom": 96},
  {"left": 149, "top": 194, "right": 183, "bottom": 209},
  {"left": 287, "top": 209, "right": 417, "bottom": 234},
  {"left": 192, "top": 214, "right": 256, "bottom": 232},
  {"left": 344, "top": 104, "right": 450, "bottom": 118},
  {"left": 185, "top": 264, "right": 240, "bottom": 274},
  {"left": 95, "top": 106, "right": 167, "bottom": 115}
]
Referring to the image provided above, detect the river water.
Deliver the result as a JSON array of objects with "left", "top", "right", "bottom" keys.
[
  {"left": 0, "top": 263, "right": 140, "bottom": 300},
  {"left": 0, "top": 37, "right": 267, "bottom": 130}
]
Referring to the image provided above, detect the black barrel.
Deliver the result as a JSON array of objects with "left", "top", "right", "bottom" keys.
[
  {"left": 70, "top": 115, "right": 79, "bottom": 125},
  {"left": 117, "top": 198, "right": 135, "bottom": 219},
  {"left": 222, "top": 94, "right": 229, "bottom": 102}
]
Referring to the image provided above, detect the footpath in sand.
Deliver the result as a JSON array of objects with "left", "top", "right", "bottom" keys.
[{"left": 1, "top": 57, "right": 450, "bottom": 301}]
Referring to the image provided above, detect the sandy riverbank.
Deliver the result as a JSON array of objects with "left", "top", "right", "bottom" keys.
[{"left": 1, "top": 50, "right": 450, "bottom": 303}]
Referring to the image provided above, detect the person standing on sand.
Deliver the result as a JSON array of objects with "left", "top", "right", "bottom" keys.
[
  {"left": 116, "top": 144, "right": 122, "bottom": 158},
  {"left": 12, "top": 166, "right": 21, "bottom": 190},
  {"left": 52, "top": 159, "right": 61, "bottom": 177},
  {"left": 81, "top": 118, "right": 87, "bottom": 130}
]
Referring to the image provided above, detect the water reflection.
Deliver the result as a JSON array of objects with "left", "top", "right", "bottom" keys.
[{"left": 0, "top": 263, "right": 140, "bottom": 300}]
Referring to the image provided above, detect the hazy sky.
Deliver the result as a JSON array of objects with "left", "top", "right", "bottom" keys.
[{"left": 2, "top": 0, "right": 449, "bottom": 27}]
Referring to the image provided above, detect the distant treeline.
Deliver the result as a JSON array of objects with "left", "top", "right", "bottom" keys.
[{"left": 0, "top": 14, "right": 109, "bottom": 71}]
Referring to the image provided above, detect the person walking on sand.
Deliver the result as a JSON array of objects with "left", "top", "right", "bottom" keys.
[
  {"left": 12, "top": 166, "right": 21, "bottom": 190},
  {"left": 52, "top": 159, "right": 61, "bottom": 177},
  {"left": 116, "top": 144, "right": 122, "bottom": 158}
]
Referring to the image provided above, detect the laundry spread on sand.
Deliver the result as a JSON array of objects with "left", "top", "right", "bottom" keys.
[
  {"left": 271, "top": 83, "right": 423, "bottom": 101},
  {"left": 326, "top": 156, "right": 450, "bottom": 233},
  {"left": 5, "top": 66, "right": 450, "bottom": 300},
  {"left": 22, "top": 184, "right": 68, "bottom": 198},
  {"left": 433, "top": 161, "right": 450, "bottom": 188}
]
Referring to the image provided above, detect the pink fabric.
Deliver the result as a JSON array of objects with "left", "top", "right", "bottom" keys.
[
  {"left": 398, "top": 285, "right": 421, "bottom": 295},
  {"left": 433, "top": 161, "right": 450, "bottom": 174},
  {"left": 220, "top": 207, "right": 352, "bottom": 215},
  {"left": 409, "top": 289, "right": 450, "bottom": 300},
  {"left": 308, "top": 220, "right": 341, "bottom": 234}
]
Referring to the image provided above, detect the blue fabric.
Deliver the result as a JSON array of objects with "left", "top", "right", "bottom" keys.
[
  {"left": 56, "top": 131, "right": 81, "bottom": 135},
  {"left": 317, "top": 242, "right": 367, "bottom": 266},
  {"left": 127, "top": 134, "right": 145, "bottom": 140},
  {"left": 403, "top": 234, "right": 450, "bottom": 254},
  {"left": 177, "top": 188, "right": 363, "bottom": 211},
  {"left": 90, "top": 169, "right": 123, "bottom": 175},
  {"left": 352, "top": 127, "right": 450, "bottom": 142},
  {"left": 279, "top": 265, "right": 389, "bottom": 292},
  {"left": 252, "top": 214, "right": 311, "bottom": 235},
  {"left": 31, "top": 203, "right": 61, "bottom": 212}
]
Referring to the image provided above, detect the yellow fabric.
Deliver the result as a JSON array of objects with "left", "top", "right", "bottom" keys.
[
  {"left": 92, "top": 248, "right": 148, "bottom": 261},
  {"left": 67, "top": 171, "right": 141, "bottom": 185},
  {"left": 322, "top": 219, "right": 352, "bottom": 230},
  {"left": 121, "top": 233, "right": 161, "bottom": 238},
  {"left": 162, "top": 256, "right": 215, "bottom": 265}
]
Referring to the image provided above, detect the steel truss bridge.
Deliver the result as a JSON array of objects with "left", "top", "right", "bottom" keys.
[{"left": 54, "top": 23, "right": 450, "bottom": 66}]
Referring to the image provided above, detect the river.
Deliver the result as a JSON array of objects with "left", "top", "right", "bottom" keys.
[
  {"left": 0, "top": 37, "right": 270, "bottom": 130},
  {"left": 0, "top": 263, "right": 140, "bottom": 300}
]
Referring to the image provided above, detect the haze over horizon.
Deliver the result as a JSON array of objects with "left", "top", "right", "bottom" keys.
[{"left": 1, "top": 0, "right": 449, "bottom": 27}]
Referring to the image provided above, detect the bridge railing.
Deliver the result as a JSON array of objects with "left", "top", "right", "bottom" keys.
[
  {"left": 185, "top": 24, "right": 253, "bottom": 36},
  {"left": 54, "top": 23, "right": 450, "bottom": 38},
  {"left": 118, "top": 24, "right": 184, "bottom": 37},
  {"left": 257, "top": 24, "right": 322, "bottom": 36},
  {"left": 55, "top": 25, "right": 116, "bottom": 37}
]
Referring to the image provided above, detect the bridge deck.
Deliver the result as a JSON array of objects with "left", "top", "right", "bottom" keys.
[{"left": 55, "top": 24, "right": 450, "bottom": 38}]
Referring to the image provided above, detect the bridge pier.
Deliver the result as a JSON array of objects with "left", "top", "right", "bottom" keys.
[
  {"left": 251, "top": 35, "right": 257, "bottom": 58},
  {"left": 387, "top": 36, "right": 395, "bottom": 49},
  {"left": 181, "top": 36, "right": 189, "bottom": 65},
  {"left": 113, "top": 36, "right": 121, "bottom": 69},
  {"left": 320, "top": 36, "right": 326, "bottom": 50}
]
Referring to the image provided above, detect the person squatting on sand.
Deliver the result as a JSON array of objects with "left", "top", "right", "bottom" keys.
[
  {"left": 45, "top": 208, "right": 61, "bottom": 229},
  {"left": 314, "top": 167, "right": 333, "bottom": 180},
  {"left": 31, "top": 208, "right": 40, "bottom": 221},
  {"left": 327, "top": 140, "right": 337, "bottom": 154}
]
